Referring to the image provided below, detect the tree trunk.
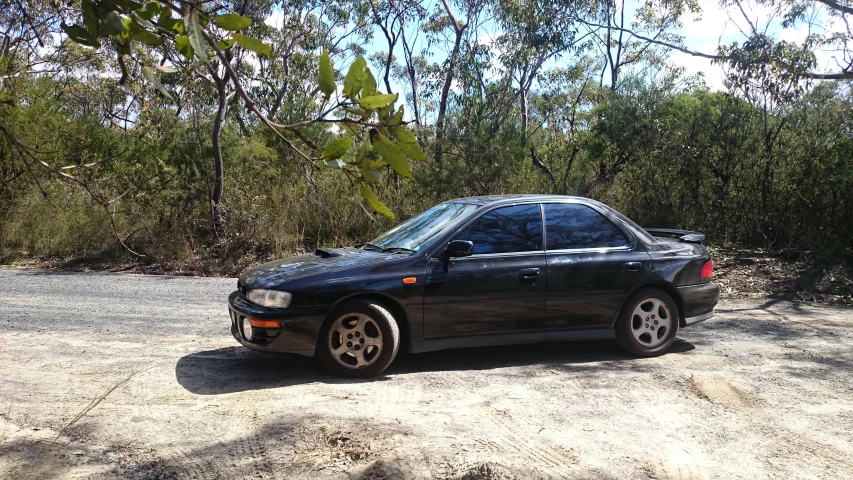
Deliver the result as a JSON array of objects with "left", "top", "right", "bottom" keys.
[
  {"left": 210, "top": 82, "right": 227, "bottom": 238},
  {"left": 435, "top": 32, "right": 464, "bottom": 166}
]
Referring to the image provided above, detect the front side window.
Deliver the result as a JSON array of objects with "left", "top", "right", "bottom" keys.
[
  {"left": 544, "top": 203, "right": 628, "bottom": 250},
  {"left": 453, "top": 204, "right": 543, "bottom": 255}
]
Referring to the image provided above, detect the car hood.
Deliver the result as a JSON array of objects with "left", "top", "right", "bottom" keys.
[{"left": 239, "top": 247, "right": 406, "bottom": 289}]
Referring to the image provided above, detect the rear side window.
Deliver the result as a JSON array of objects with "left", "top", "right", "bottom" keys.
[
  {"left": 454, "top": 204, "right": 543, "bottom": 255},
  {"left": 544, "top": 203, "right": 628, "bottom": 250}
]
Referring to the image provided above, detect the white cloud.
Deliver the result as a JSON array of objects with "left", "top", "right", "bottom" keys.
[{"left": 265, "top": 11, "right": 284, "bottom": 28}]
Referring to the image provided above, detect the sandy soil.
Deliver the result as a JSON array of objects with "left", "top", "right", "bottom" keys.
[{"left": 1, "top": 268, "right": 852, "bottom": 479}]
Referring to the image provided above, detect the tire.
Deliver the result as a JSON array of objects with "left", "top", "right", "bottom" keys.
[
  {"left": 615, "top": 288, "right": 679, "bottom": 357},
  {"left": 318, "top": 300, "right": 400, "bottom": 378}
]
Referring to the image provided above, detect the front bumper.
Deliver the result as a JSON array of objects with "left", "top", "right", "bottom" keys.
[
  {"left": 676, "top": 282, "right": 720, "bottom": 326},
  {"left": 228, "top": 291, "right": 329, "bottom": 357}
]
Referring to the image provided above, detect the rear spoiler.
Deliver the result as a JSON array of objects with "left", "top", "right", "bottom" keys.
[{"left": 644, "top": 228, "right": 706, "bottom": 244}]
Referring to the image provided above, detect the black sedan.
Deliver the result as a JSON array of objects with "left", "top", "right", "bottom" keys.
[{"left": 228, "top": 195, "right": 719, "bottom": 377}]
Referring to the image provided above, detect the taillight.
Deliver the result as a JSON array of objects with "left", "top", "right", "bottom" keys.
[{"left": 701, "top": 260, "right": 714, "bottom": 279}]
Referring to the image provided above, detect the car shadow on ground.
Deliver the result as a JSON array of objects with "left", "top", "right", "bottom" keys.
[{"left": 175, "top": 338, "right": 696, "bottom": 395}]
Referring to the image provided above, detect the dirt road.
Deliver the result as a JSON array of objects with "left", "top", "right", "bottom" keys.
[{"left": 1, "top": 268, "right": 852, "bottom": 479}]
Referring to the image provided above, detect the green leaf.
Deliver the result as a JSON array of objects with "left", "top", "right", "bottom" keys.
[
  {"left": 133, "top": 29, "right": 164, "bottom": 46},
  {"left": 360, "top": 184, "right": 395, "bottom": 220},
  {"left": 81, "top": 1, "right": 100, "bottom": 37},
  {"left": 157, "top": 13, "right": 183, "bottom": 33},
  {"left": 217, "top": 38, "right": 236, "bottom": 50},
  {"left": 318, "top": 49, "right": 336, "bottom": 99},
  {"left": 215, "top": 13, "right": 252, "bottom": 31},
  {"left": 362, "top": 68, "right": 377, "bottom": 97},
  {"left": 232, "top": 33, "right": 272, "bottom": 57},
  {"left": 370, "top": 130, "right": 412, "bottom": 179},
  {"left": 391, "top": 127, "right": 426, "bottom": 161},
  {"left": 61, "top": 24, "right": 100, "bottom": 48},
  {"left": 359, "top": 93, "right": 398, "bottom": 110},
  {"left": 325, "top": 159, "right": 346, "bottom": 169},
  {"left": 100, "top": 11, "right": 127, "bottom": 36},
  {"left": 359, "top": 167, "right": 380, "bottom": 184},
  {"left": 342, "top": 56, "right": 367, "bottom": 99},
  {"left": 183, "top": 8, "right": 208, "bottom": 62},
  {"left": 142, "top": 66, "right": 174, "bottom": 100},
  {"left": 138, "top": 2, "right": 160, "bottom": 20},
  {"left": 155, "top": 65, "right": 177, "bottom": 73},
  {"left": 321, "top": 136, "right": 352, "bottom": 160},
  {"left": 337, "top": 121, "right": 358, "bottom": 136},
  {"left": 175, "top": 35, "right": 193, "bottom": 59}
]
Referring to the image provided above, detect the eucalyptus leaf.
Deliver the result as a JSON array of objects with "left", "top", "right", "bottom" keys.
[
  {"left": 133, "top": 29, "right": 164, "bottom": 47},
  {"left": 370, "top": 130, "right": 412, "bottom": 179},
  {"left": 321, "top": 136, "right": 352, "bottom": 160},
  {"left": 359, "top": 167, "right": 381, "bottom": 184},
  {"left": 342, "top": 56, "right": 367, "bottom": 99},
  {"left": 318, "top": 49, "right": 336, "bottom": 99},
  {"left": 81, "top": 1, "right": 100, "bottom": 37},
  {"left": 325, "top": 159, "right": 347, "bottom": 169},
  {"left": 183, "top": 8, "right": 208, "bottom": 62},
  {"left": 175, "top": 35, "right": 193, "bottom": 59},
  {"left": 142, "top": 66, "right": 174, "bottom": 100},
  {"left": 360, "top": 184, "right": 395, "bottom": 220},
  {"left": 100, "top": 11, "right": 127, "bottom": 36},
  {"left": 138, "top": 2, "right": 160, "bottom": 21},
  {"left": 232, "top": 33, "right": 272, "bottom": 57},
  {"left": 215, "top": 14, "right": 252, "bottom": 31},
  {"left": 391, "top": 127, "right": 426, "bottom": 161},
  {"left": 217, "top": 38, "right": 236, "bottom": 50},
  {"left": 362, "top": 69, "right": 377, "bottom": 98},
  {"left": 61, "top": 24, "right": 100, "bottom": 48},
  {"left": 359, "top": 93, "right": 398, "bottom": 110}
]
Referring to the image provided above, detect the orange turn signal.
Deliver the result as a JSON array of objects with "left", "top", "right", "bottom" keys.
[
  {"left": 402, "top": 277, "right": 417, "bottom": 285},
  {"left": 249, "top": 319, "right": 281, "bottom": 329}
]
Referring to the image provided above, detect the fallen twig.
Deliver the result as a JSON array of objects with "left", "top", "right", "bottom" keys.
[{"left": 24, "top": 367, "right": 151, "bottom": 480}]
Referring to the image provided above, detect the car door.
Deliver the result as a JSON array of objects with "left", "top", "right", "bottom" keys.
[
  {"left": 543, "top": 202, "right": 652, "bottom": 331},
  {"left": 423, "top": 203, "right": 546, "bottom": 338}
]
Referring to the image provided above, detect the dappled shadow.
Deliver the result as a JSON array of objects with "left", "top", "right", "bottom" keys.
[{"left": 176, "top": 338, "right": 696, "bottom": 395}]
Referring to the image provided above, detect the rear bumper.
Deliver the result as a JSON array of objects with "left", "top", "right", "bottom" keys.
[
  {"left": 228, "top": 291, "right": 328, "bottom": 357},
  {"left": 676, "top": 282, "right": 720, "bottom": 326}
]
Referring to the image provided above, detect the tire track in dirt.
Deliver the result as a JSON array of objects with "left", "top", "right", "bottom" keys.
[
  {"left": 473, "top": 405, "right": 577, "bottom": 479},
  {"left": 685, "top": 373, "right": 853, "bottom": 477},
  {"left": 688, "top": 374, "right": 759, "bottom": 409}
]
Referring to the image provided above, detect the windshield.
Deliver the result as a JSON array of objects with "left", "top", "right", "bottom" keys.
[{"left": 368, "top": 202, "right": 480, "bottom": 252}]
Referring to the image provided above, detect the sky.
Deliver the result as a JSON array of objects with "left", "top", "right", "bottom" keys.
[
  {"left": 263, "top": 0, "right": 848, "bottom": 103},
  {"left": 668, "top": 0, "right": 846, "bottom": 90}
]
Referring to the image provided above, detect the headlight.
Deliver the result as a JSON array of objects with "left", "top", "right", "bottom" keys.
[{"left": 247, "top": 289, "right": 292, "bottom": 309}]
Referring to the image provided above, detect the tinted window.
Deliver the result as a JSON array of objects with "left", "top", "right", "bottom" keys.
[
  {"left": 544, "top": 203, "right": 628, "bottom": 250},
  {"left": 453, "top": 204, "right": 543, "bottom": 255}
]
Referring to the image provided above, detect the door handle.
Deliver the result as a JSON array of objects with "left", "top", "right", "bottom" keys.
[
  {"left": 519, "top": 268, "right": 540, "bottom": 280},
  {"left": 624, "top": 262, "right": 643, "bottom": 272}
]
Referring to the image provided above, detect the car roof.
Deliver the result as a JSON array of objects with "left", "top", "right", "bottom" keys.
[{"left": 446, "top": 194, "right": 589, "bottom": 206}]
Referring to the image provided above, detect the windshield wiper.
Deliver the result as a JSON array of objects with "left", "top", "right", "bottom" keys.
[
  {"left": 355, "top": 243, "right": 384, "bottom": 251},
  {"left": 382, "top": 246, "right": 416, "bottom": 254}
]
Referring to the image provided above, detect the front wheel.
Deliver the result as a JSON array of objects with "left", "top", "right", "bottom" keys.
[
  {"left": 615, "top": 288, "right": 679, "bottom": 357},
  {"left": 318, "top": 300, "right": 400, "bottom": 378}
]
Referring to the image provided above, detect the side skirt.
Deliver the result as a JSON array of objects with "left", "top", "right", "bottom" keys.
[{"left": 410, "top": 329, "right": 615, "bottom": 354}]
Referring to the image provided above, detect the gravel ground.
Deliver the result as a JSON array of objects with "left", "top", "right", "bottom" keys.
[{"left": 1, "top": 267, "right": 852, "bottom": 479}]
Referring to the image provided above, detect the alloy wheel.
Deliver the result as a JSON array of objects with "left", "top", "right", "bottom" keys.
[
  {"left": 327, "top": 313, "right": 383, "bottom": 369},
  {"left": 630, "top": 298, "right": 672, "bottom": 348}
]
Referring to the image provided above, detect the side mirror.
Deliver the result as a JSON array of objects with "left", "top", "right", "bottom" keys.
[{"left": 445, "top": 240, "right": 474, "bottom": 257}]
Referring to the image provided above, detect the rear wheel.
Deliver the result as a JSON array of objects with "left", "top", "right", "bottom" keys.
[
  {"left": 318, "top": 300, "right": 400, "bottom": 378},
  {"left": 616, "top": 288, "right": 679, "bottom": 357}
]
